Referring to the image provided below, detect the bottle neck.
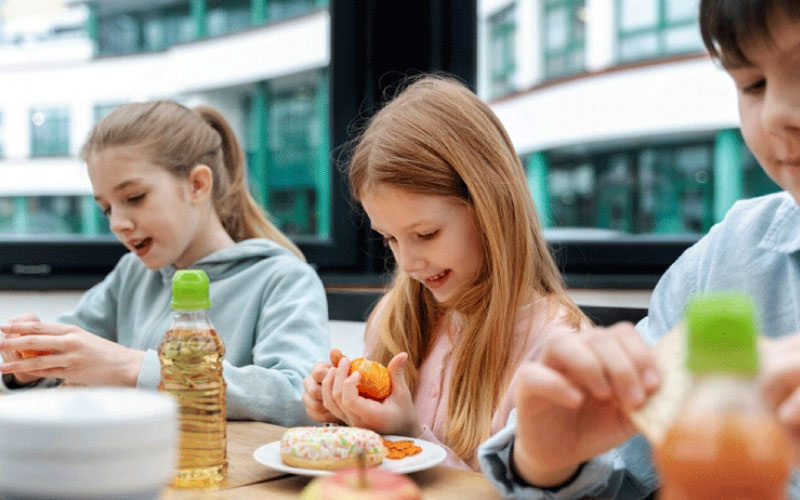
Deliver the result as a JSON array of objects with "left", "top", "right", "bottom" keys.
[
  {"left": 686, "top": 373, "right": 765, "bottom": 415},
  {"left": 170, "top": 308, "right": 212, "bottom": 330}
]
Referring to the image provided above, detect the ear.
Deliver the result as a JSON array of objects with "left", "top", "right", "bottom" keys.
[{"left": 186, "top": 164, "right": 214, "bottom": 203}]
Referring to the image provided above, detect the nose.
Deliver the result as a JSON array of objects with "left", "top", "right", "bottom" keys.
[
  {"left": 395, "top": 242, "right": 425, "bottom": 274},
  {"left": 108, "top": 208, "right": 134, "bottom": 235},
  {"left": 761, "top": 80, "right": 800, "bottom": 138}
]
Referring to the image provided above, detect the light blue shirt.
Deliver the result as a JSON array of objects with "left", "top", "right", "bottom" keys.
[
  {"left": 479, "top": 192, "right": 800, "bottom": 499},
  {"left": 1, "top": 239, "right": 329, "bottom": 426}
]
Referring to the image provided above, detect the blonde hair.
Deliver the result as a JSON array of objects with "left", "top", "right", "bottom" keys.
[
  {"left": 80, "top": 101, "right": 303, "bottom": 259},
  {"left": 350, "top": 76, "right": 588, "bottom": 461}
]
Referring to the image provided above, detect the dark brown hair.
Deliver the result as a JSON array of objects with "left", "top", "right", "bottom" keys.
[
  {"left": 700, "top": 0, "right": 800, "bottom": 65},
  {"left": 81, "top": 101, "right": 303, "bottom": 259}
]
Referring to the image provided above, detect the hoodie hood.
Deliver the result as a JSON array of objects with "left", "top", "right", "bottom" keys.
[{"left": 157, "top": 238, "right": 297, "bottom": 284}]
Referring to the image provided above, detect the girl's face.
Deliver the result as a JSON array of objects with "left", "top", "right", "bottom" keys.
[
  {"left": 361, "top": 185, "right": 484, "bottom": 304},
  {"left": 88, "top": 146, "right": 208, "bottom": 270},
  {"left": 729, "top": 13, "right": 800, "bottom": 204}
]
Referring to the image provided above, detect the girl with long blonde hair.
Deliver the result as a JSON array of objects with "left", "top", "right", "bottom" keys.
[{"left": 302, "top": 75, "right": 588, "bottom": 469}]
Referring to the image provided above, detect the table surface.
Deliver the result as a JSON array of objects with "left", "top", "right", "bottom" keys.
[{"left": 162, "top": 421, "right": 505, "bottom": 500}]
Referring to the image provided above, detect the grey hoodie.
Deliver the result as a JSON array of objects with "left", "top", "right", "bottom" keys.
[{"left": 3, "top": 239, "right": 329, "bottom": 426}]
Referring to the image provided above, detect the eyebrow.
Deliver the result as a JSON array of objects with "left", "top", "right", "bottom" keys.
[
  {"left": 93, "top": 179, "right": 142, "bottom": 201},
  {"left": 371, "top": 219, "right": 439, "bottom": 234}
]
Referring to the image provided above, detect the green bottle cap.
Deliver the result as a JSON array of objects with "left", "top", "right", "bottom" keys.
[
  {"left": 685, "top": 291, "right": 759, "bottom": 375},
  {"left": 171, "top": 270, "right": 211, "bottom": 310}
]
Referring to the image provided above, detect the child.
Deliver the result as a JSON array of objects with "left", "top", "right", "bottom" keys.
[
  {"left": 0, "top": 101, "right": 329, "bottom": 426},
  {"left": 478, "top": 0, "right": 800, "bottom": 498},
  {"left": 301, "top": 75, "right": 588, "bottom": 470}
]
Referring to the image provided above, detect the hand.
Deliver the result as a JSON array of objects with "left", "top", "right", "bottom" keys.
[
  {"left": 512, "top": 323, "right": 661, "bottom": 487},
  {"left": 0, "top": 313, "right": 43, "bottom": 385},
  {"left": 321, "top": 352, "right": 422, "bottom": 437},
  {"left": 302, "top": 359, "right": 340, "bottom": 423},
  {"left": 0, "top": 321, "right": 145, "bottom": 387},
  {"left": 760, "top": 334, "right": 800, "bottom": 461}
]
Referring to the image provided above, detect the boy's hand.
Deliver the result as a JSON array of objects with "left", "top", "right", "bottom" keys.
[
  {"left": 512, "top": 322, "right": 661, "bottom": 487},
  {"left": 320, "top": 352, "right": 422, "bottom": 437},
  {"left": 0, "top": 321, "right": 144, "bottom": 387},
  {"left": 760, "top": 334, "right": 800, "bottom": 461}
]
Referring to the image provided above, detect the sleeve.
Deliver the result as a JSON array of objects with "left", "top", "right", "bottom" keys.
[
  {"left": 1, "top": 264, "right": 122, "bottom": 393},
  {"left": 478, "top": 410, "right": 659, "bottom": 500},
  {"left": 635, "top": 233, "right": 707, "bottom": 345},
  {"left": 56, "top": 267, "right": 121, "bottom": 341},
  {"left": 141, "top": 259, "right": 329, "bottom": 425}
]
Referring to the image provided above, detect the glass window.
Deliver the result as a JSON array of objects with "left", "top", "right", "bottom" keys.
[
  {"left": 268, "top": 0, "right": 321, "bottom": 23},
  {"left": 544, "top": 141, "right": 719, "bottom": 235},
  {"left": 616, "top": 0, "right": 702, "bottom": 62},
  {"left": 543, "top": 0, "right": 586, "bottom": 80},
  {"left": 207, "top": 0, "right": 250, "bottom": 37},
  {"left": 0, "top": 196, "right": 85, "bottom": 235},
  {"left": 0, "top": 112, "right": 4, "bottom": 159},
  {"left": 97, "top": 13, "right": 141, "bottom": 56},
  {"left": 30, "top": 107, "right": 70, "bottom": 158},
  {"left": 488, "top": 4, "right": 516, "bottom": 98}
]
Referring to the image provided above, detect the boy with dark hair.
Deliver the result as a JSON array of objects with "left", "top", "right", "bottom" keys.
[{"left": 479, "top": 1, "right": 800, "bottom": 498}]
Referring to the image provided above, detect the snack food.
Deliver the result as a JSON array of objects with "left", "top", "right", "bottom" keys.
[
  {"left": 330, "top": 349, "right": 392, "bottom": 402},
  {"left": 627, "top": 325, "right": 692, "bottom": 444},
  {"left": 381, "top": 438, "right": 422, "bottom": 460},
  {"left": 280, "top": 426, "right": 387, "bottom": 471},
  {"left": 349, "top": 358, "right": 392, "bottom": 401},
  {"left": 301, "top": 468, "right": 422, "bottom": 500}
]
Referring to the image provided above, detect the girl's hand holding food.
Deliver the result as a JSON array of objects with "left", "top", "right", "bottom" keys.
[
  {"left": 321, "top": 352, "right": 422, "bottom": 437},
  {"left": 302, "top": 348, "right": 343, "bottom": 423},
  {"left": 0, "top": 321, "right": 145, "bottom": 387}
]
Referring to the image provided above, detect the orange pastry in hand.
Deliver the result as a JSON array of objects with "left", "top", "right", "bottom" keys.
[
  {"left": 348, "top": 358, "right": 392, "bottom": 401},
  {"left": 329, "top": 349, "right": 392, "bottom": 402}
]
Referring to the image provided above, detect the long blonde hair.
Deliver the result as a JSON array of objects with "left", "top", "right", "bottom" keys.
[
  {"left": 350, "top": 76, "right": 588, "bottom": 461},
  {"left": 80, "top": 100, "right": 303, "bottom": 259}
]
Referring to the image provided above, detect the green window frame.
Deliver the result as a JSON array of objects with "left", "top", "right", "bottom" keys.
[
  {"left": 542, "top": 0, "right": 586, "bottom": 80},
  {"left": 488, "top": 3, "right": 517, "bottom": 99},
  {"left": 30, "top": 107, "right": 70, "bottom": 158},
  {"left": 616, "top": 0, "right": 703, "bottom": 63}
]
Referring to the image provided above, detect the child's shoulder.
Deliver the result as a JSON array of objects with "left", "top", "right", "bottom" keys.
[{"left": 717, "top": 192, "right": 795, "bottom": 235}]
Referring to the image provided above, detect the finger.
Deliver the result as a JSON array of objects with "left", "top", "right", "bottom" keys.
[
  {"left": 312, "top": 362, "right": 332, "bottom": 384},
  {"left": 778, "top": 386, "right": 800, "bottom": 426},
  {"left": 303, "top": 376, "right": 324, "bottom": 401},
  {"left": 341, "top": 372, "right": 382, "bottom": 426},
  {"left": 321, "top": 367, "right": 345, "bottom": 422},
  {"left": 0, "top": 335, "right": 59, "bottom": 354},
  {"left": 763, "top": 359, "right": 800, "bottom": 412},
  {"left": 515, "top": 363, "right": 584, "bottom": 412},
  {"left": 586, "top": 335, "right": 646, "bottom": 409},
  {"left": 386, "top": 352, "right": 409, "bottom": 392},
  {"left": 0, "top": 354, "right": 68, "bottom": 375},
  {"left": 543, "top": 333, "right": 612, "bottom": 401},
  {"left": 330, "top": 348, "right": 344, "bottom": 367},
  {"left": 8, "top": 313, "right": 40, "bottom": 324},
  {"left": 331, "top": 356, "right": 351, "bottom": 403},
  {"left": 612, "top": 323, "right": 661, "bottom": 392},
  {"left": 0, "top": 322, "right": 72, "bottom": 336},
  {"left": 302, "top": 392, "right": 335, "bottom": 422}
]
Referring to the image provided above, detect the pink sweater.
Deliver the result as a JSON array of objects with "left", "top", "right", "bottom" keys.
[{"left": 364, "top": 297, "right": 577, "bottom": 470}]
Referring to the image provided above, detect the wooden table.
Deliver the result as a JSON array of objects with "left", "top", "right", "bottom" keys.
[{"left": 162, "top": 421, "right": 504, "bottom": 500}]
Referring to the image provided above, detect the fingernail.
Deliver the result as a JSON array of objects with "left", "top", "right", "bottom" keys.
[
  {"left": 628, "top": 385, "right": 645, "bottom": 406},
  {"left": 565, "top": 388, "right": 582, "bottom": 405},
  {"left": 644, "top": 369, "right": 661, "bottom": 388}
]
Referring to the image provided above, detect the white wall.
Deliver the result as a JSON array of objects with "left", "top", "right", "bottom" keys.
[{"left": 491, "top": 56, "right": 739, "bottom": 155}]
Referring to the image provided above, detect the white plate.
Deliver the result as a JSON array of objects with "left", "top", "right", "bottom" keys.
[{"left": 253, "top": 434, "right": 447, "bottom": 477}]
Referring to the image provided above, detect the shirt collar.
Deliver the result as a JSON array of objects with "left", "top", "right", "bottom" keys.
[{"left": 757, "top": 192, "right": 800, "bottom": 254}]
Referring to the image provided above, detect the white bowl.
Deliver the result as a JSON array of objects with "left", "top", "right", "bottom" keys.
[{"left": 0, "top": 387, "right": 177, "bottom": 499}]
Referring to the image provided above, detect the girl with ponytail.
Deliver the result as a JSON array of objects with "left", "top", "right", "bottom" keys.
[{"left": 0, "top": 101, "right": 329, "bottom": 426}]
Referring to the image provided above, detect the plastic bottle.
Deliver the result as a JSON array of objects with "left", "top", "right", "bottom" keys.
[
  {"left": 158, "top": 269, "right": 227, "bottom": 488},
  {"left": 654, "top": 292, "right": 792, "bottom": 500}
]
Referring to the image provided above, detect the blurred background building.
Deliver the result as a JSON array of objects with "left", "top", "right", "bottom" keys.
[
  {"left": 0, "top": 0, "right": 330, "bottom": 238},
  {"left": 478, "top": 0, "right": 778, "bottom": 237},
  {"left": 0, "top": 0, "right": 778, "bottom": 267}
]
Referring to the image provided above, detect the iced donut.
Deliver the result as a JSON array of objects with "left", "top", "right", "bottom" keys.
[{"left": 280, "top": 426, "right": 387, "bottom": 471}]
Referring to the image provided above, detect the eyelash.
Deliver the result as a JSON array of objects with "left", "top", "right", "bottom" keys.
[
  {"left": 742, "top": 79, "right": 766, "bottom": 94},
  {"left": 100, "top": 194, "right": 145, "bottom": 217},
  {"left": 381, "top": 231, "right": 439, "bottom": 246}
]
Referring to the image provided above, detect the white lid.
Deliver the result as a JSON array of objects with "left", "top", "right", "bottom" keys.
[{"left": 0, "top": 387, "right": 177, "bottom": 454}]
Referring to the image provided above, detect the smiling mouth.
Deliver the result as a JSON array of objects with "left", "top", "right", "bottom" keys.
[
  {"left": 131, "top": 237, "right": 153, "bottom": 256},
  {"left": 424, "top": 269, "right": 450, "bottom": 288}
]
